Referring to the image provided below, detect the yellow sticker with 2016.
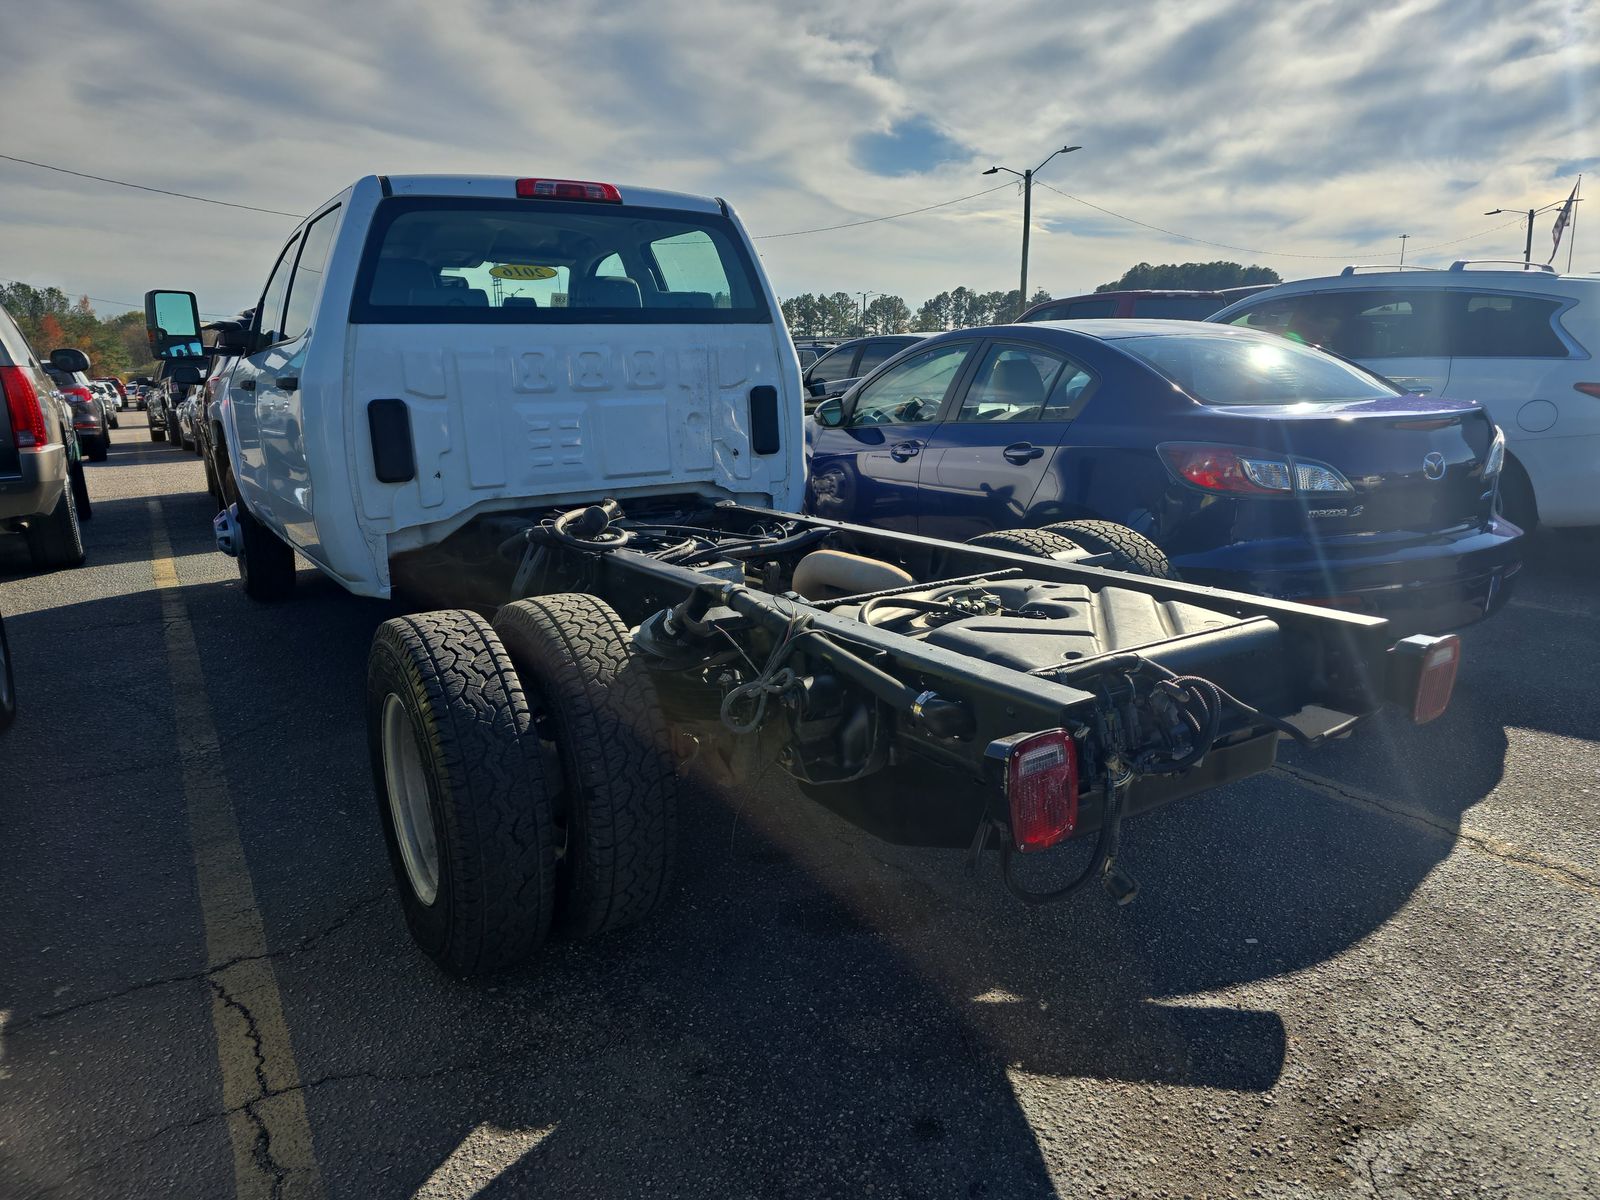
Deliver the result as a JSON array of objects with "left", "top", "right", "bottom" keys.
[{"left": 491, "top": 264, "right": 558, "bottom": 280}]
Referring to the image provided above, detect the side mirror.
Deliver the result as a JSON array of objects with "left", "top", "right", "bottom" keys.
[
  {"left": 813, "top": 397, "right": 845, "bottom": 428},
  {"left": 144, "top": 290, "right": 205, "bottom": 360},
  {"left": 168, "top": 364, "right": 204, "bottom": 386},
  {"left": 48, "top": 347, "right": 91, "bottom": 373}
]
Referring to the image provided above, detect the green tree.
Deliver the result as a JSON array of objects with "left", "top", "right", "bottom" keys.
[
  {"left": 864, "top": 294, "right": 911, "bottom": 334},
  {"left": 914, "top": 292, "right": 952, "bottom": 331},
  {"left": 0, "top": 281, "right": 158, "bottom": 376},
  {"left": 1095, "top": 262, "right": 1280, "bottom": 293}
]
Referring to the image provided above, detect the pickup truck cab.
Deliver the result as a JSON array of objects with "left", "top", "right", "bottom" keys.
[{"left": 152, "top": 174, "right": 804, "bottom": 600}]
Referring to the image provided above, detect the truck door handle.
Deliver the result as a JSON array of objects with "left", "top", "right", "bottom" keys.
[
  {"left": 276, "top": 376, "right": 299, "bottom": 393},
  {"left": 889, "top": 441, "right": 922, "bottom": 462},
  {"left": 1003, "top": 442, "right": 1044, "bottom": 464},
  {"left": 237, "top": 379, "right": 256, "bottom": 392}
]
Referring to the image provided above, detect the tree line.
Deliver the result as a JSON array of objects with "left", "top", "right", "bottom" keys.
[
  {"left": 782, "top": 263, "right": 1281, "bottom": 338},
  {"left": 0, "top": 282, "right": 160, "bottom": 379},
  {"left": 781, "top": 287, "right": 1054, "bottom": 337}
]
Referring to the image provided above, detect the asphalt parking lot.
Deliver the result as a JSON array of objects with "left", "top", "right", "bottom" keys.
[{"left": 0, "top": 414, "right": 1595, "bottom": 1199}]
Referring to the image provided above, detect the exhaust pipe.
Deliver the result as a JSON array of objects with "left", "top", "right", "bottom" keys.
[{"left": 213, "top": 504, "right": 241, "bottom": 557}]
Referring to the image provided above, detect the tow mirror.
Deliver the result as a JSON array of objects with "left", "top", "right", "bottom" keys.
[
  {"left": 813, "top": 397, "right": 845, "bottom": 428},
  {"left": 143, "top": 290, "right": 205, "bottom": 360},
  {"left": 48, "top": 347, "right": 91, "bottom": 373}
]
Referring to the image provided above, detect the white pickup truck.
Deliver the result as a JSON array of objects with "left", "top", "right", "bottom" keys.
[{"left": 148, "top": 176, "right": 1464, "bottom": 977}]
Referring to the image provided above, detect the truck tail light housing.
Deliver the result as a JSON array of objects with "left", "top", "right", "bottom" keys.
[
  {"left": 515, "top": 178, "right": 622, "bottom": 203},
  {"left": 1158, "top": 443, "right": 1353, "bottom": 496},
  {"left": 994, "top": 729, "right": 1079, "bottom": 852},
  {"left": 1411, "top": 634, "right": 1460, "bottom": 724},
  {"left": 0, "top": 365, "right": 49, "bottom": 448},
  {"left": 1387, "top": 633, "right": 1461, "bottom": 725}
]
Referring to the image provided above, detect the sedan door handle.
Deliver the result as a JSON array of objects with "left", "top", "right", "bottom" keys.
[
  {"left": 276, "top": 376, "right": 299, "bottom": 393},
  {"left": 237, "top": 378, "right": 256, "bottom": 392},
  {"left": 1003, "top": 442, "right": 1044, "bottom": 464},
  {"left": 889, "top": 441, "right": 922, "bottom": 462}
]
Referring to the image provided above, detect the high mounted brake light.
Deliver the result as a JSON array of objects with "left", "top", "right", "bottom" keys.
[
  {"left": 515, "top": 178, "right": 622, "bottom": 203},
  {"left": 991, "top": 729, "right": 1079, "bottom": 852},
  {"left": 0, "top": 366, "right": 49, "bottom": 448}
]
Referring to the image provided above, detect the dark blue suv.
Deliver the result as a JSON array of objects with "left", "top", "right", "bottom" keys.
[{"left": 804, "top": 321, "right": 1522, "bottom": 633}]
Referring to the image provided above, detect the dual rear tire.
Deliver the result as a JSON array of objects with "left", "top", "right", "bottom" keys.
[{"left": 368, "top": 596, "right": 678, "bottom": 976}]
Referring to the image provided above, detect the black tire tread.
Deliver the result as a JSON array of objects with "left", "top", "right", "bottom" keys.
[
  {"left": 1040, "top": 519, "right": 1176, "bottom": 579},
  {"left": 965, "top": 528, "right": 1081, "bottom": 558},
  {"left": 366, "top": 610, "right": 555, "bottom": 976},
  {"left": 493, "top": 594, "right": 678, "bottom": 940}
]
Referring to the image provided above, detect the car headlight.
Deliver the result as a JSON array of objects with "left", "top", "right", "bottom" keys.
[{"left": 1483, "top": 427, "right": 1506, "bottom": 482}]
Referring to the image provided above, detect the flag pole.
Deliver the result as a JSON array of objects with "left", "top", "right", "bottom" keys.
[{"left": 1568, "top": 175, "right": 1581, "bottom": 273}]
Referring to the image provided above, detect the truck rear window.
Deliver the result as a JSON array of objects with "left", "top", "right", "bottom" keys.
[
  {"left": 351, "top": 198, "right": 771, "bottom": 325},
  {"left": 1117, "top": 333, "right": 1399, "bottom": 405}
]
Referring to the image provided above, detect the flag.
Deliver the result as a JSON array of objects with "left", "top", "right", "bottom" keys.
[{"left": 1549, "top": 179, "right": 1579, "bottom": 262}]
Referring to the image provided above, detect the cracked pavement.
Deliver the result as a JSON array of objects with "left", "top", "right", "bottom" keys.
[{"left": 1, "top": 415, "right": 1596, "bottom": 1198}]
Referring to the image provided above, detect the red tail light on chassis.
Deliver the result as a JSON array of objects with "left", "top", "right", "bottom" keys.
[
  {"left": 515, "top": 178, "right": 622, "bottom": 203},
  {"left": 0, "top": 366, "right": 49, "bottom": 448},
  {"left": 1388, "top": 633, "right": 1461, "bottom": 725},
  {"left": 993, "top": 729, "right": 1079, "bottom": 853}
]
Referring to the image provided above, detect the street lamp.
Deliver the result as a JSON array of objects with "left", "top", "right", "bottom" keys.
[
  {"left": 1398, "top": 234, "right": 1410, "bottom": 268},
  {"left": 984, "top": 144, "right": 1080, "bottom": 314},
  {"left": 856, "top": 290, "right": 882, "bottom": 334},
  {"left": 1485, "top": 198, "right": 1583, "bottom": 266}
]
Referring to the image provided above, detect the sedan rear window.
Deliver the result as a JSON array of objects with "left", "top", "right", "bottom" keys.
[
  {"left": 353, "top": 198, "right": 771, "bottom": 325},
  {"left": 1118, "top": 333, "right": 1398, "bottom": 405}
]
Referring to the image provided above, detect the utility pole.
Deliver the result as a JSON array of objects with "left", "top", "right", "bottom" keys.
[
  {"left": 1486, "top": 196, "right": 1582, "bottom": 267},
  {"left": 1398, "top": 234, "right": 1409, "bottom": 268},
  {"left": 984, "top": 144, "right": 1080, "bottom": 317}
]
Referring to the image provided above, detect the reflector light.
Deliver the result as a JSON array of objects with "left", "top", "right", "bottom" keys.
[
  {"left": 1004, "top": 729, "right": 1079, "bottom": 853},
  {"left": 515, "top": 178, "right": 622, "bottom": 203},
  {"left": 1573, "top": 382, "right": 1600, "bottom": 399},
  {"left": 1412, "top": 635, "right": 1460, "bottom": 724},
  {"left": 0, "top": 365, "right": 49, "bottom": 448}
]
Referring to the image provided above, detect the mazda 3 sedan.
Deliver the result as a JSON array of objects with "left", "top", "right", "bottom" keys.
[{"left": 805, "top": 320, "right": 1523, "bottom": 633}]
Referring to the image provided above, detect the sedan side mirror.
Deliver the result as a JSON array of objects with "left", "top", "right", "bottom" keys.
[
  {"left": 813, "top": 397, "right": 845, "bottom": 428},
  {"left": 49, "top": 347, "right": 91, "bottom": 373}
]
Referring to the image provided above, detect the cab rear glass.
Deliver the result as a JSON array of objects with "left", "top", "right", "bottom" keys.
[{"left": 351, "top": 197, "right": 772, "bottom": 325}]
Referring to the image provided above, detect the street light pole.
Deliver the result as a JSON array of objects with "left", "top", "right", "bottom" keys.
[
  {"left": 985, "top": 144, "right": 1080, "bottom": 317},
  {"left": 1398, "top": 234, "right": 1409, "bottom": 268},
  {"left": 1486, "top": 197, "right": 1583, "bottom": 267},
  {"left": 857, "top": 290, "right": 881, "bottom": 334}
]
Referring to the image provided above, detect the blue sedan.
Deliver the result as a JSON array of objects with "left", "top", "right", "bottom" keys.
[{"left": 804, "top": 321, "right": 1523, "bottom": 633}]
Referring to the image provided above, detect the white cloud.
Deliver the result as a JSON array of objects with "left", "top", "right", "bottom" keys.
[{"left": 1, "top": 0, "right": 1595, "bottom": 316}]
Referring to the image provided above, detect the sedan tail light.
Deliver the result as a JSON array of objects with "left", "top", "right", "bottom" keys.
[
  {"left": 1159, "top": 443, "right": 1353, "bottom": 496},
  {"left": 989, "top": 729, "right": 1079, "bottom": 852},
  {"left": 0, "top": 365, "right": 49, "bottom": 448}
]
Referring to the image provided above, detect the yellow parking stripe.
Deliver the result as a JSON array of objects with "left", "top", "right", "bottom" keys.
[{"left": 147, "top": 499, "right": 326, "bottom": 1200}]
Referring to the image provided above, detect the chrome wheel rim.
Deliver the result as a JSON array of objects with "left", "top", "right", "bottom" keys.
[{"left": 381, "top": 693, "right": 439, "bottom": 905}]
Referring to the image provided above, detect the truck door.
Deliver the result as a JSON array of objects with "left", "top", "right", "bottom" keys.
[
  {"left": 231, "top": 233, "right": 300, "bottom": 523},
  {"left": 917, "top": 342, "right": 1085, "bottom": 542}
]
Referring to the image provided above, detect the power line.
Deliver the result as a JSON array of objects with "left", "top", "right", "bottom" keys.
[
  {"left": 0, "top": 153, "right": 303, "bottom": 218},
  {"left": 1035, "top": 181, "right": 1527, "bottom": 260},
  {"left": 753, "top": 183, "right": 1015, "bottom": 239}
]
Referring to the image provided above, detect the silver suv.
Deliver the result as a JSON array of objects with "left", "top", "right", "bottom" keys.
[{"left": 0, "top": 302, "right": 86, "bottom": 569}]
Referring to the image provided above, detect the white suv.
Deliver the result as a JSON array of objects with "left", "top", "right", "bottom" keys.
[{"left": 1210, "top": 262, "right": 1600, "bottom": 530}]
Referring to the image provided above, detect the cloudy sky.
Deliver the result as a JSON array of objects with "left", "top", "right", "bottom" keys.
[{"left": 2, "top": 0, "right": 1596, "bottom": 318}]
